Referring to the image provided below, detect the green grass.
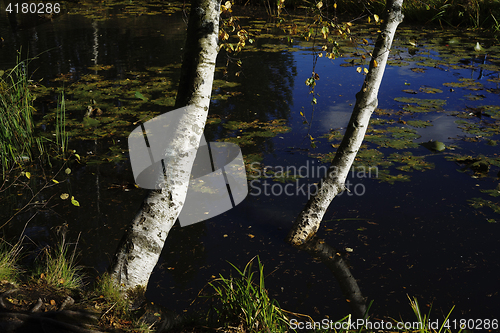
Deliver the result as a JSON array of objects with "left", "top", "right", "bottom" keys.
[
  {"left": 0, "top": 54, "right": 43, "bottom": 178},
  {"left": 205, "top": 256, "right": 292, "bottom": 332},
  {"left": 398, "top": 295, "right": 462, "bottom": 333},
  {"left": 0, "top": 240, "right": 22, "bottom": 283},
  {"left": 34, "top": 234, "right": 83, "bottom": 290},
  {"left": 0, "top": 53, "right": 70, "bottom": 178},
  {"left": 92, "top": 272, "right": 131, "bottom": 314}
]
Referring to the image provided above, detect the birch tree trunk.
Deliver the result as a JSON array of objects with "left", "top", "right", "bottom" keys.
[
  {"left": 286, "top": 0, "right": 404, "bottom": 245},
  {"left": 110, "top": 0, "right": 220, "bottom": 290}
]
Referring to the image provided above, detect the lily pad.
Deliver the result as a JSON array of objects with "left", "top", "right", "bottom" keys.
[
  {"left": 419, "top": 87, "right": 443, "bottom": 94},
  {"left": 406, "top": 120, "right": 433, "bottom": 128},
  {"left": 420, "top": 140, "right": 445, "bottom": 152}
]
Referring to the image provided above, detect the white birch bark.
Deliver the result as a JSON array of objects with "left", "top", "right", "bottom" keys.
[
  {"left": 286, "top": 0, "right": 404, "bottom": 245},
  {"left": 110, "top": 0, "right": 220, "bottom": 290}
]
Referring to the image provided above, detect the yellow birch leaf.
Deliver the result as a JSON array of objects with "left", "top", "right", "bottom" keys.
[
  {"left": 25, "top": 172, "right": 31, "bottom": 179},
  {"left": 71, "top": 196, "right": 80, "bottom": 207}
]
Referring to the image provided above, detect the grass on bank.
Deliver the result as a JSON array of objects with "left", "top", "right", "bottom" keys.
[
  {"left": 0, "top": 240, "right": 466, "bottom": 332},
  {"left": 0, "top": 240, "right": 22, "bottom": 282},
  {"left": 204, "top": 256, "right": 293, "bottom": 332},
  {"left": 33, "top": 234, "right": 83, "bottom": 290}
]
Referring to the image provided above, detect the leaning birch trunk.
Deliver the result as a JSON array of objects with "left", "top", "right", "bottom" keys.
[
  {"left": 110, "top": 0, "right": 220, "bottom": 290},
  {"left": 286, "top": 0, "right": 404, "bottom": 245}
]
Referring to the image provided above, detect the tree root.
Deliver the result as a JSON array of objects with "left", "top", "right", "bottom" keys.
[{"left": 0, "top": 290, "right": 103, "bottom": 333}]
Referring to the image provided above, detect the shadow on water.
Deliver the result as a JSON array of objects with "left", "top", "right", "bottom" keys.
[
  {"left": 295, "top": 237, "right": 368, "bottom": 320},
  {"left": 0, "top": 4, "right": 499, "bottom": 324}
]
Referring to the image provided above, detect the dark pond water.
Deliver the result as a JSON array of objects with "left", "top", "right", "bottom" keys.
[{"left": 1, "top": 3, "right": 499, "bottom": 325}]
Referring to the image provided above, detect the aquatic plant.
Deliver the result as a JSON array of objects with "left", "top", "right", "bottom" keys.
[
  {"left": 0, "top": 55, "right": 43, "bottom": 178},
  {"left": 205, "top": 256, "right": 292, "bottom": 332}
]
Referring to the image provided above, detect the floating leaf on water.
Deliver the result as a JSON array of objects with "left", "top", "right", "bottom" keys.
[
  {"left": 443, "top": 78, "right": 483, "bottom": 90},
  {"left": 60, "top": 193, "right": 69, "bottom": 200},
  {"left": 389, "top": 152, "right": 435, "bottom": 171},
  {"left": 65, "top": 168, "right": 71, "bottom": 175},
  {"left": 71, "top": 196, "right": 80, "bottom": 207},
  {"left": 468, "top": 197, "right": 500, "bottom": 214},
  {"left": 464, "top": 93, "right": 485, "bottom": 101},
  {"left": 420, "top": 140, "right": 445, "bottom": 152},
  {"left": 480, "top": 184, "right": 500, "bottom": 198},
  {"left": 247, "top": 234, "right": 255, "bottom": 238},
  {"left": 419, "top": 87, "right": 442, "bottom": 94},
  {"left": 25, "top": 172, "right": 31, "bottom": 179},
  {"left": 52, "top": 179, "right": 59, "bottom": 184},
  {"left": 377, "top": 170, "right": 411, "bottom": 184},
  {"left": 406, "top": 120, "right": 433, "bottom": 128},
  {"left": 395, "top": 97, "right": 446, "bottom": 113},
  {"left": 387, "top": 60, "right": 410, "bottom": 66},
  {"left": 134, "top": 91, "right": 148, "bottom": 101},
  {"left": 83, "top": 116, "right": 100, "bottom": 127}
]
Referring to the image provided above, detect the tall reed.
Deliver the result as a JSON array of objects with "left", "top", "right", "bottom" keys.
[
  {"left": 55, "top": 90, "right": 69, "bottom": 158},
  {"left": 0, "top": 54, "right": 43, "bottom": 177},
  {"left": 207, "top": 256, "right": 290, "bottom": 332}
]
